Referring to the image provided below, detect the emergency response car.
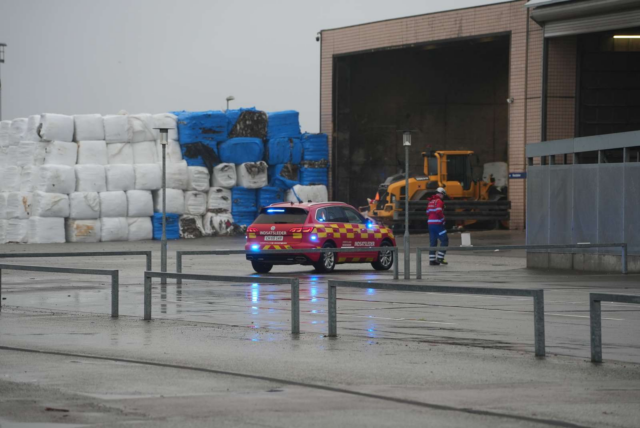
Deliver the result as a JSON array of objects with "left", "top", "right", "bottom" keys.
[{"left": 245, "top": 202, "right": 396, "bottom": 273}]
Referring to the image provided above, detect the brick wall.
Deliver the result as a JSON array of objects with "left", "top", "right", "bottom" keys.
[{"left": 320, "top": 0, "right": 542, "bottom": 230}]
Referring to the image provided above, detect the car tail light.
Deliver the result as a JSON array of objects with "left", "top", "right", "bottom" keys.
[
  {"left": 247, "top": 227, "right": 258, "bottom": 233},
  {"left": 289, "top": 227, "right": 314, "bottom": 233}
]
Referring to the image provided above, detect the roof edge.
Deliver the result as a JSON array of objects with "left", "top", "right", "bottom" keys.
[{"left": 319, "top": 0, "right": 520, "bottom": 33}]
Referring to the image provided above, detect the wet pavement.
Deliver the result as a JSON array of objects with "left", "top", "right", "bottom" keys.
[{"left": 1, "top": 231, "right": 639, "bottom": 427}]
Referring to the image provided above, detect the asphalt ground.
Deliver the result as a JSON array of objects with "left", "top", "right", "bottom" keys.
[{"left": 0, "top": 231, "right": 639, "bottom": 427}]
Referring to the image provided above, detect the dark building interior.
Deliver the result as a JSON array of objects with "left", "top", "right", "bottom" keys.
[{"left": 333, "top": 35, "right": 510, "bottom": 207}]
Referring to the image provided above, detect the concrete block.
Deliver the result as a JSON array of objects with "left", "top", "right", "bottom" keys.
[
  {"left": 526, "top": 252, "right": 549, "bottom": 269},
  {"left": 549, "top": 253, "right": 573, "bottom": 270}
]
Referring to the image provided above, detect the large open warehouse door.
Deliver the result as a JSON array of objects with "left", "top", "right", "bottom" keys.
[{"left": 332, "top": 35, "right": 510, "bottom": 208}]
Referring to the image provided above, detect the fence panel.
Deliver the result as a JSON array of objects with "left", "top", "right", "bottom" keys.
[
  {"left": 573, "top": 165, "right": 599, "bottom": 247},
  {"left": 549, "top": 166, "right": 573, "bottom": 246},
  {"left": 598, "top": 165, "right": 624, "bottom": 250},
  {"left": 526, "top": 166, "right": 549, "bottom": 246}
]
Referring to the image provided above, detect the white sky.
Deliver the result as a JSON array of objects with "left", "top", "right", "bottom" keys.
[{"left": 0, "top": 0, "right": 512, "bottom": 132}]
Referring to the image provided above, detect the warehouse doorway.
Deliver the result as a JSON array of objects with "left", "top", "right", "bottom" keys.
[{"left": 332, "top": 35, "right": 510, "bottom": 208}]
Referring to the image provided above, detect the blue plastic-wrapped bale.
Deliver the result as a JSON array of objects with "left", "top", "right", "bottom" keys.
[
  {"left": 232, "top": 211, "right": 258, "bottom": 227},
  {"left": 231, "top": 187, "right": 257, "bottom": 226},
  {"left": 267, "top": 111, "right": 301, "bottom": 139},
  {"left": 180, "top": 142, "right": 219, "bottom": 170},
  {"left": 226, "top": 107, "right": 268, "bottom": 140},
  {"left": 218, "top": 138, "right": 264, "bottom": 164},
  {"left": 152, "top": 213, "right": 181, "bottom": 240},
  {"left": 268, "top": 163, "right": 299, "bottom": 190},
  {"left": 300, "top": 167, "right": 328, "bottom": 186},
  {"left": 266, "top": 137, "right": 302, "bottom": 164},
  {"left": 301, "top": 133, "right": 329, "bottom": 161},
  {"left": 257, "top": 187, "right": 285, "bottom": 209},
  {"left": 173, "top": 110, "right": 229, "bottom": 144}
]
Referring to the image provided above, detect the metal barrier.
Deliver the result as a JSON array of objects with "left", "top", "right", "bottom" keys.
[
  {"left": 0, "top": 263, "right": 119, "bottom": 318},
  {"left": 0, "top": 251, "right": 152, "bottom": 271},
  {"left": 176, "top": 247, "right": 400, "bottom": 283},
  {"left": 327, "top": 280, "right": 546, "bottom": 357},
  {"left": 590, "top": 293, "right": 640, "bottom": 363},
  {"left": 143, "top": 271, "right": 300, "bottom": 334},
  {"left": 416, "top": 243, "right": 628, "bottom": 278}
]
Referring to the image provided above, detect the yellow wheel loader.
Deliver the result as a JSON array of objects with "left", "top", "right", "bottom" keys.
[{"left": 364, "top": 150, "right": 510, "bottom": 229}]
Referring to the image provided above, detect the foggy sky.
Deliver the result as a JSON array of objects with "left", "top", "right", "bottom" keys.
[{"left": 0, "top": 0, "right": 511, "bottom": 132}]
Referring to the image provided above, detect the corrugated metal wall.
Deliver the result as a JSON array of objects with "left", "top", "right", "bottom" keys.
[{"left": 527, "top": 163, "right": 640, "bottom": 253}]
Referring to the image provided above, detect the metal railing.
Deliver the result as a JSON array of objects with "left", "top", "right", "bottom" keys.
[
  {"left": 143, "top": 271, "right": 300, "bottom": 334},
  {"left": 416, "top": 243, "right": 628, "bottom": 278},
  {"left": 0, "top": 251, "right": 152, "bottom": 271},
  {"left": 0, "top": 263, "right": 119, "bottom": 317},
  {"left": 327, "top": 280, "right": 546, "bottom": 357},
  {"left": 176, "top": 247, "right": 400, "bottom": 282},
  {"left": 590, "top": 293, "right": 640, "bottom": 363}
]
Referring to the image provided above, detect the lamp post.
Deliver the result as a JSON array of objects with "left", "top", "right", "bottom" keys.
[
  {"left": 154, "top": 126, "right": 174, "bottom": 285},
  {"left": 226, "top": 95, "right": 235, "bottom": 111},
  {"left": 0, "top": 43, "right": 6, "bottom": 121},
  {"left": 403, "top": 131, "right": 411, "bottom": 280}
]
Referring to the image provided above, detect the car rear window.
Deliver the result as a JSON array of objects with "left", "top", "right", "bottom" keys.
[{"left": 253, "top": 207, "right": 309, "bottom": 224}]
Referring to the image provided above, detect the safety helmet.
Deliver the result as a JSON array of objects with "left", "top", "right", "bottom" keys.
[{"left": 437, "top": 187, "right": 446, "bottom": 195}]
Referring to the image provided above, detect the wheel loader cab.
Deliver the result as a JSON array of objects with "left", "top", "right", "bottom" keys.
[{"left": 422, "top": 151, "right": 476, "bottom": 198}]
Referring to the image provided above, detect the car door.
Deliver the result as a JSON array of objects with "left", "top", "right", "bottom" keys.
[{"left": 341, "top": 206, "right": 373, "bottom": 261}]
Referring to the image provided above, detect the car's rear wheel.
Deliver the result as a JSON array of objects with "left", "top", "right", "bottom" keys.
[
  {"left": 372, "top": 241, "right": 394, "bottom": 271},
  {"left": 313, "top": 242, "right": 336, "bottom": 273},
  {"left": 251, "top": 261, "right": 273, "bottom": 274}
]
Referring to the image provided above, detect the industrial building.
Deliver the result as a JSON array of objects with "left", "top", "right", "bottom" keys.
[{"left": 319, "top": 0, "right": 640, "bottom": 243}]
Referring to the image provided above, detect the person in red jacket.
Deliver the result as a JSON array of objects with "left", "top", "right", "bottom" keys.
[{"left": 427, "top": 187, "right": 448, "bottom": 266}]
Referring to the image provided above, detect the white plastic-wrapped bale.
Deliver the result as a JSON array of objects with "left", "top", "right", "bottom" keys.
[
  {"left": 77, "top": 140, "right": 108, "bottom": 165},
  {"left": 0, "top": 146, "right": 18, "bottom": 167},
  {"left": 33, "top": 142, "right": 50, "bottom": 166},
  {"left": 132, "top": 141, "right": 158, "bottom": 164},
  {"left": 187, "top": 166, "right": 210, "bottom": 192},
  {"left": 0, "top": 193, "right": 7, "bottom": 218},
  {"left": 212, "top": 163, "right": 237, "bottom": 188},
  {"left": 75, "top": 165, "right": 107, "bottom": 192},
  {"left": 127, "top": 217, "right": 152, "bottom": 241},
  {"left": 126, "top": 190, "right": 153, "bottom": 217},
  {"left": 153, "top": 189, "right": 184, "bottom": 214},
  {"left": 9, "top": 118, "right": 28, "bottom": 145},
  {"left": 25, "top": 115, "right": 42, "bottom": 142},
  {"left": 104, "top": 114, "right": 129, "bottom": 143},
  {"left": 180, "top": 215, "right": 205, "bottom": 239},
  {"left": 134, "top": 164, "right": 162, "bottom": 190},
  {"left": 31, "top": 191, "right": 70, "bottom": 218},
  {"left": 39, "top": 114, "right": 74, "bottom": 142},
  {"left": 74, "top": 114, "right": 104, "bottom": 141},
  {"left": 203, "top": 212, "right": 234, "bottom": 236},
  {"left": 16, "top": 141, "right": 38, "bottom": 167},
  {"left": 6, "top": 192, "right": 32, "bottom": 219},
  {"left": 44, "top": 141, "right": 78, "bottom": 166},
  {"left": 0, "top": 121, "right": 11, "bottom": 147},
  {"left": 105, "top": 164, "right": 135, "bottom": 191},
  {"left": 20, "top": 166, "right": 36, "bottom": 192},
  {"left": 153, "top": 113, "right": 179, "bottom": 141},
  {"left": 0, "top": 220, "right": 5, "bottom": 244},
  {"left": 66, "top": 219, "right": 101, "bottom": 243},
  {"left": 9, "top": 219, "right": 30, "bottom": 243},
  {"left": 155, "top": 140, "right": 183, "bottom": 164},
  {"left": 100, "top": 217, "right": 128, "bottom": 242},
  {"left": 166, "top": 160, "right": 188, "bottom": 190},
  {"left": 129, "top": 114, "right": 155, "bottom": 143},
  {"left": 34, "top": 165, "right": 75, "bottom": 194},
  {"left": 69, "top": 192, "right": 100, "bottom": 219},
  {"left": 207, "top": 187, "right": 231, "bottom": 212},
  {"left": 236, "top": 161, "right": 268, "bottom": 189},
  {"left": 0, "top": 166, "right": 21, "bottom": 192},
  {"left": 285, "top": 185, "right": 328, "bottom": 203},
  {"left": 107, "top": 142, "right": 133, "bottom": 164},
  {"left": 184, "top": 191, "right": 207, "bottom": 216},
  {"left": 99, "top": 191, "right": 127, "bottom": 218}
]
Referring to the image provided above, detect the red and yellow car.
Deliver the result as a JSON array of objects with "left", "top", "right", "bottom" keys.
[{"left": 245, "top": 202, "right": 396, "bottom": 273}]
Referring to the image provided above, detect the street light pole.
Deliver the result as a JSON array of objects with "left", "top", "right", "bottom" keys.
[
  {"left": 226, "top": 95, "right": 235, "bottom": 112},
  {"left": 154, "top": 127, "right": 173, "bottom": 285},
  {"left": 0, "top": 44, "right": 6, "bottom": 121},
  {"left": 403, "top": 131, "right": 411, "bottom": 280}
]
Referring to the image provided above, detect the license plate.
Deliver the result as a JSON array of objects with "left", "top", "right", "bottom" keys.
[{"left": 264, "top": 236, "right": 284, "bottom": 241}]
